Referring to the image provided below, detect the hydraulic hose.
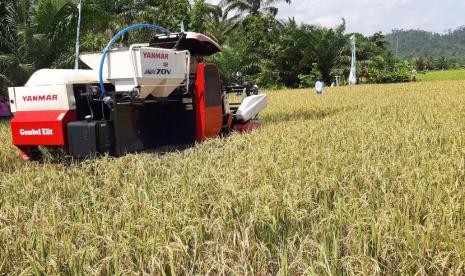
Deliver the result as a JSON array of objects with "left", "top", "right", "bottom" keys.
[{"left": 98, "top": 24, "right": 170, "bottom": 106}]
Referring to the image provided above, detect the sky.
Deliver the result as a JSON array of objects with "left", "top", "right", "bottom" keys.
[{"left": 207, "top": 0, "right": 465, "bottom": 35}]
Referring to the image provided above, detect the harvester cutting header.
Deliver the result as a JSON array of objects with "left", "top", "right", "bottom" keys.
[{"left": 7, "top": 24, "right": 268, "bottom": 160}]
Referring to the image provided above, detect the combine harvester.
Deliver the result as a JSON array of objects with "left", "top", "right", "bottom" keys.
[{"left": 7, "top": 24, "right": 267, "bottom": 160}]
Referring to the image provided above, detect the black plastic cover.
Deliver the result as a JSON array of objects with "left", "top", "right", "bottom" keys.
[{"left": 68, "top": 121, "right": 112, "bottom": 158}]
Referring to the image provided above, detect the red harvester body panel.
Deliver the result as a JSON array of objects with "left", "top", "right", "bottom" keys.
[
  {"left": 195, "top": 63, "right": 223, "bottom": 141},
  {"left": 11, "top": 110, "right": 76, "bottom": 146},
  {"left": 233, "top": 119, "right": 262, "bottom": 133}
]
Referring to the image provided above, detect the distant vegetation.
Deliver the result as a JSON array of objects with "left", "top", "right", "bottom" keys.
[
  {"left": 2, "top": 1, "right": 465, "bottom": 92},
  {"left": 386, "top": 28, "right": 465, "bottom": 70},
  {"left": 0, "top": 0, "right": 411, "bottom": 95}
]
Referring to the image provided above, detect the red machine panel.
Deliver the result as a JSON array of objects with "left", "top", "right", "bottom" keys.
[
  {"left": 195, "top": 63, "right": 223, "bottom": 141},
  {"left": 233, "top": 119, "right": 262, "bottom": 133},
  {"left": 11, "top": 110, "right": 76, "bottom": 146}
]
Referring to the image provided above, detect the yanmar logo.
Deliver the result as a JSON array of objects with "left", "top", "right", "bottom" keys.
[
  {"left": 143, "top": 52, "right": 169, "bottom": 60},
  {"left": 22, "top": 95, "right": 58, "bottom": 102}
]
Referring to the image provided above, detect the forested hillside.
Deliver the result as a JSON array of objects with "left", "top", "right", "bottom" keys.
[{"left": 386, "top": 28, "right": 465, "bottom": 61}]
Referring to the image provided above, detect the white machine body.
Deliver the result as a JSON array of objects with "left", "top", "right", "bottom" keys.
[
  {"left": 80, "top": 47, "right": 190, "bottom": 98},
  {"left": 235, "top": 94, "right": 268, "bottom": 122},
  {"left": 8, "top": 85, "right": 75, "bottom": 113},
  {"left": 8, "top": 69, "right": 99, "bottom": 113}
]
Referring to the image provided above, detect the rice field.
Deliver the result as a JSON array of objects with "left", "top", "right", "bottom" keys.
[
  {"left": 416, "top": 69, "right": 465, "bottom": 82},
  {"left": 2, "top": 81, "right": 465, "bottom": 274}
]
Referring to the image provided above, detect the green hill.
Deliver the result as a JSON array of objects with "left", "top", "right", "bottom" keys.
[{"left": 386, "top": 28, "right": 465, "bottom": 60}]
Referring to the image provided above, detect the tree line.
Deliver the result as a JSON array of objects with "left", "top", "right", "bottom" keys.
[
  {"left": 386, "top": 28, "right": 465, "bottom": 70},
  {"left": 1, "top": 0, "right": 412, "bottom": 96}
]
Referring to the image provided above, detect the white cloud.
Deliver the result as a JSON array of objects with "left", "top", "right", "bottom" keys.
[{"left": 207, "top": 0, "right": 465, "bottom": 35}]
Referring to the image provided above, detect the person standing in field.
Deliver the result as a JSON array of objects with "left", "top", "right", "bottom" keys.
[{"left": 315, "top": 79, "right": 324, "bottom": 95}]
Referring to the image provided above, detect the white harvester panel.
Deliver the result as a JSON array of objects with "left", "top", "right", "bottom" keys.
[
  {"left": 8, "top": 85, "right": 76, "bottom": 113},
  {"left": 7, "top": 69, "right": 97, "bottom": 113},
  {"left": 25, "top": 69, "right": 99, "bottom": 87},
  {"left": 80, "top": 47, "right": 190, "bottom": 98},
  {"left": 235, "top": 94, "right": 268, "bottom": 122}
]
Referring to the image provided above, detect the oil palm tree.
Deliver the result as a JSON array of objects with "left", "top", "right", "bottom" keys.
[
  {"left": 0, "top": 0, "right": 103, "bottom": 86},
  {"left": 0, "top": 0, "right": 39, "bottom": 86},
  {"left": 189, "top": 0, "right": 223, "bottom": 34},
  {"left": 300, "top": 22, "right": 348, "bottom": 83},
  {"left": 205, "top": 10, "right": 240, "bottom": 44},
  {"left": 219, "top": 0, "right": 291, "bottom": 17},
  {"left": 0, "top": 0, "right": 11, "bottom": 53}
]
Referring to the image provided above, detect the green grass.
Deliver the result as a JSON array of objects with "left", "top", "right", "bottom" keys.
[
  {"left": 2, "top": 82, "right": 465, "bottom": 274},
  {"left": 416, "top": 69, "right": 465, "bottom": 82}
]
